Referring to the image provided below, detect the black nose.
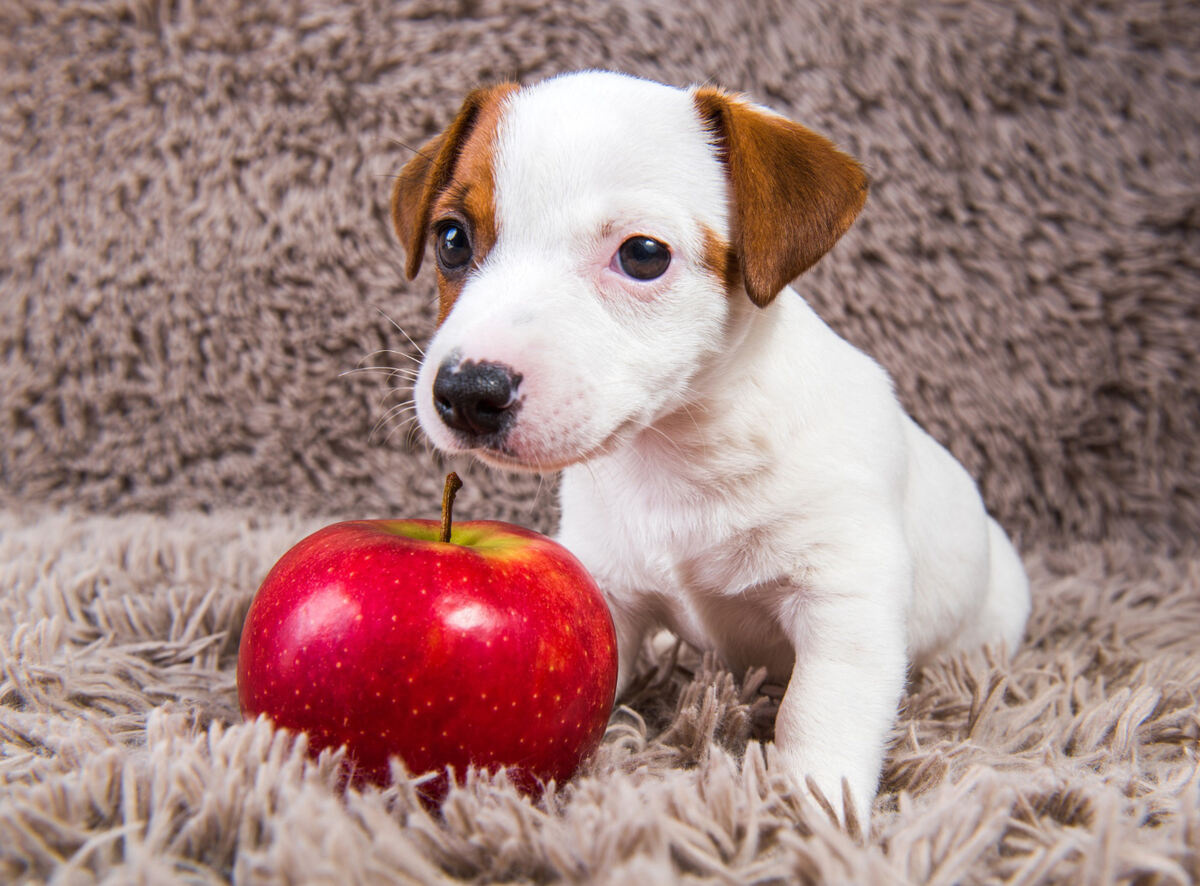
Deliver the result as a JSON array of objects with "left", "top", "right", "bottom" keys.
[{"left": 433, "top": 360, "right": 522, "bottom": 437}]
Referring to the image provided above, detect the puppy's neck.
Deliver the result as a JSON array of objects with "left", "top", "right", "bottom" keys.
[{"left": 594, "top": 291, "right": 815, "bottom": 495}]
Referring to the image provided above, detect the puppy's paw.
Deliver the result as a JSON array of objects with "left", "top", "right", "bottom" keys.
[
  {"left": 801, "top": 774, "right": 868, "bottom": 841},
  {"left": 774, "top": 746, "right": 874, "bottom": 838}
]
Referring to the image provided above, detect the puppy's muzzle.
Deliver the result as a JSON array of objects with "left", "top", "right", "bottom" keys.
[{"left": 433, "top": 358, "right": 522, "bottom": 439}]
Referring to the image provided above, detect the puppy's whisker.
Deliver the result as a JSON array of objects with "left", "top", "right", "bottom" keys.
[
  {"left": 372, "top": 347, "right": 426, "bottom": 366},
  {"left": 383, "top": 378, "right": 416, "bottom": 395},
  {"left": 533, "top": 471, "right": 553, "bottom": 513},
  {"left": 381, "top": 416, "right": 415, "bottom": 448},
  {"left": 371, "top": 401, "right": 417, "bottom": 443},
  {"left": 350, "top": 346, "right": 423, "bottom": 370},
  {"left": 379, "top": 401, "right": 418, "bottom": 426},
  {"left": 379, "top": 367, "right": 419, "bottom": 382},
  {"left": 375, "top": 417, "right": 417, "bottom": 449},
  {"left": 339, "top": 365, "right": 420, "bottom": 381},
  {"left": 380, "top": 404, "right": 417, "bottom": 424},
  {"left": 384, "top": 414, "right": 423, "bottom": 448},
  {"left": 406, "top": 414, "right": 429, "bottom": 450},
  {"left": 374, "top": 307, "right": 427, "bottom": 357},
  {"left": 380, "top": 390, "right": 416, "bottom": 411},
  {"left": 359, "top": 344, "right": 422, "bottom": 364}
]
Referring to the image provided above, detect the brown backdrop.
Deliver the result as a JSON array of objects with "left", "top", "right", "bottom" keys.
[{"left": 3, "top": 0, "right": 1197, "bottom": 548}]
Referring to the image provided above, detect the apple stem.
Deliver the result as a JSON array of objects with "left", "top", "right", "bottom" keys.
[{"left": 440, "top": 472, "right": 463, "bottom": 543}]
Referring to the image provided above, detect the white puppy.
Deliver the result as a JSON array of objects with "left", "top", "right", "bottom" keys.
[{"left": 392, "top": 71, "right": 1030, "bottom": 827}]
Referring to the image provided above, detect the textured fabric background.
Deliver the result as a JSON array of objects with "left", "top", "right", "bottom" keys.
[
  {"left": 2, "top": 0, "right": 1197, "bottom": 545},
  {"left": 1, "top": 0, "right": 1198, "bottom": 882}
]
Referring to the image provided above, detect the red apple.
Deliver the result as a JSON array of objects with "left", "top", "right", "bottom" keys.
[{"left": 236, "top": 474, "right": 617, "bottom": 799}]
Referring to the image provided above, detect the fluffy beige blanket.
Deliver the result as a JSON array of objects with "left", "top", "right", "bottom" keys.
[{"left": 2, "top": 0, "right": 1197, "bottom": 882}]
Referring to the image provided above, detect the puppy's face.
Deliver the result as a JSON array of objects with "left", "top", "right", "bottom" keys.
[{"left": 393, "top": 72, "right": 867, "bottom": 471}]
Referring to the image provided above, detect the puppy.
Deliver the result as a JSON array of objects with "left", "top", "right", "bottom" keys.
[{"left": 391, "top": 71, "right": 1030, "bottom": 828}]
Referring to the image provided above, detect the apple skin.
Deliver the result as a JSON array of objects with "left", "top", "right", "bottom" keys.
[{"left": 236, "top": 518, "right": 618, "bottom": 798}]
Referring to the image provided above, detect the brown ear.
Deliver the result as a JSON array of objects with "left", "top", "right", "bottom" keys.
[
  {"left": 390, "top": 84, "right": 517, "bottom": 280},
  {"left": 694, "top": 88, "right": 868, "bottom": 307}
]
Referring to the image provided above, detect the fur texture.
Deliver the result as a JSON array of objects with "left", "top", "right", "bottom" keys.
[{"left": 1, "top": 0, "right": 1197, "bottom": 881}]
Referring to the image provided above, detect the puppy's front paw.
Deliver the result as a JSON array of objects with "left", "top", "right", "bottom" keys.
[
  {"left": 776, "top": 748, "right": 873, "bottom": 838},
  {"left": 801, "top": 772, "right": 868, "bottom": 839}
]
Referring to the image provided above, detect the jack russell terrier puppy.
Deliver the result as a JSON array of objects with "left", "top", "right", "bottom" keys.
[{"left": 391, "top": 70, "right": 1030, "bottom": 828}]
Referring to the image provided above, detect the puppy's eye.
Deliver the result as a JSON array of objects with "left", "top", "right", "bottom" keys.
[
  {"left": 616, "top": 237, "right": 671, "bottom": 280},
  {"left": 435, "top": 223, "right": 473, "bottom": 271}
]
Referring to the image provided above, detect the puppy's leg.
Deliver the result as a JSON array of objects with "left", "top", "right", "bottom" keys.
[
  {"left": 977, "top": 518, "right": 1031, "bottom": 653},
  {"left": 932, "top": 518, "right": 1030, "bottom": 661},
  {"left": 608, "top": 600, "right": 652, "bottom": 699},
  {"left": 774, "top": 544, "right": 910, "bottom": 833},
  {"left": 554, "top": 527, "right": 648, "bottom": 699}
]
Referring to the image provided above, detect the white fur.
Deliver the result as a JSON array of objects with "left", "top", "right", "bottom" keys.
[{"left": 412, "top": 71, "right": 1031, "bottom": 829}]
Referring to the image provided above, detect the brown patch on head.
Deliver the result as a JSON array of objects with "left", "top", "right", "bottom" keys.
[
  {"left": 699, "top": 226, "right": 741, "bottom": 295},
  {"left": 390, "top": 82, "right": 519, "bottom": 324},
  {"left": 693, "top": 87, "right": 868, "bottom": 307}
]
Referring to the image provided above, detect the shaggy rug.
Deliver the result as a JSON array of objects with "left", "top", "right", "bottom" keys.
[{"left": 1, "top": 0, "right": 1198, "bottom": 882}]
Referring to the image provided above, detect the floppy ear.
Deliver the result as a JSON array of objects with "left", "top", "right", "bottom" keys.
[
  {"left": 693, "top": 88, "right": 868, "bottom": 307},
  {"left": 390, "top": 84, "right": 516, "bottom": 280}
]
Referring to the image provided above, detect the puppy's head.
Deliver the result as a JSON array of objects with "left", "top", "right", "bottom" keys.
[{"left": 392, "top": 71, "right": 866, "bottom": 471}]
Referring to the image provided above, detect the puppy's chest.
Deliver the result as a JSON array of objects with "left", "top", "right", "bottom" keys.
[
  {"left": 571, "top": 443, "right": 794, "bottom": 590},
  {"left": 601, "top": 495, "right": 763, "bottom": 586},
  {"left": 606, "top": 505, "right": 798, "bottom": 675}
]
